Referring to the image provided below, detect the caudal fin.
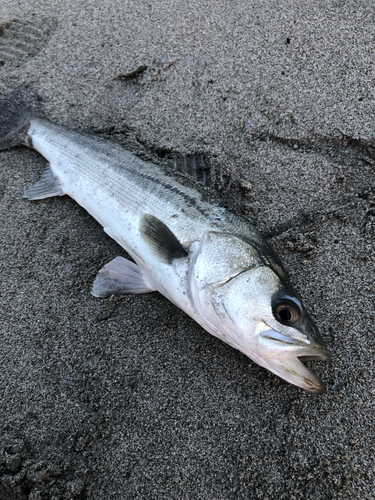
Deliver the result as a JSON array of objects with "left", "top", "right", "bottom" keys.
[{"left": 0, "top": 86, "right": 36, "bottom": 150}]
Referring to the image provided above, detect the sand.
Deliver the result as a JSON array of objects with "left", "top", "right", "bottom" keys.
[{"left": 0, "top": 1, "right": 374, "bottom": 498}]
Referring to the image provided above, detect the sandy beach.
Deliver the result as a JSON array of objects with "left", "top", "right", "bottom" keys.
[{"left": 0, "top": 1, "right": 374, "bottom": 498}]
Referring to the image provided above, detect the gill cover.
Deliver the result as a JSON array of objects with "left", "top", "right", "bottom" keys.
[{"left": 189, "top": 231, "right": 262, "bottom": 343}]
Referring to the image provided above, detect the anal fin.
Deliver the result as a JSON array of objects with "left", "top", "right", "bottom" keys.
[
  {"left": 24, "top": 163, "right": 64, "bottom": 200},
  {"left": 92, "top": 256, "right": 156, "bottom": 298}
]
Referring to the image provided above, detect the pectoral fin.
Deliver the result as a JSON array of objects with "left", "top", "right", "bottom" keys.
[
  {"left": 140, "top": 214, "right": 187, "bottom": 263},
  {"left": 92, "top": 256, "right": 156, "bottom": 298},
  {"left": 24, "top": 163, "right": 64, "bottom": 200}
]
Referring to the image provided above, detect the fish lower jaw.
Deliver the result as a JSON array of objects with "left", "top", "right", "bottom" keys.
[
  {"left": 252, "top": 355, "right": 326, "bottom": 394},
  {"left": 236, "top": 339, "right": 328, "bottom": 393},
  {"left": 263, "top": 354, "right": 326, "bottom": 394},
  {"left": 292, "top": 356, "right": 327, "bottom": 392}
]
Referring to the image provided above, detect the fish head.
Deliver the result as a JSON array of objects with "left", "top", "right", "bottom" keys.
[{"left": 189, "top": 231, "right": 328, "bottom": 393}]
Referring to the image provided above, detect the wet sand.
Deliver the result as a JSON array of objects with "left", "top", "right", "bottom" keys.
[{"left": 0, "top": 1, "right": 374, "bottom": 498}]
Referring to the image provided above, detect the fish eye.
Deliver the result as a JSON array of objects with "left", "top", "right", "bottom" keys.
[{"left": 274, "top": 300, "right": 300, "bottom": 323}]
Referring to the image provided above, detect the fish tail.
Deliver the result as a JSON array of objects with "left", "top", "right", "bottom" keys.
[{"left": 0, "top": 86, "right": 36, "bottom": 151}]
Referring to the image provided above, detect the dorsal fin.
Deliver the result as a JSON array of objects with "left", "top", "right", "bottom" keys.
[
  {"left": 167, "top": 154, "right": 211, "bottom": 187},
  {"left": 140, "top": 214, "right": 187, "bottom": 263}
]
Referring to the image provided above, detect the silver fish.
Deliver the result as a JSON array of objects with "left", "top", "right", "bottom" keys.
[{"left": 0, "top": 91, "right": 328, "bottom": 393}]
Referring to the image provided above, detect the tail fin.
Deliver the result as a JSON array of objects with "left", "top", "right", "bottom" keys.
[{"left": 0, "top": 86, "right": 36, "bottom": 150}]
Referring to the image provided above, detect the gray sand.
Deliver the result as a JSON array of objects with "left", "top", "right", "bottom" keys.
[{"left": 0, "top": 1, "right": 374, "bottom": 499}]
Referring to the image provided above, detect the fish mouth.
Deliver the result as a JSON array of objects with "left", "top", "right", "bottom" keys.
[
  {"left": 254, "top": 329, "right": 329, "bottom": 394},
  {"left": 271, "top": 354, "right": 327, "bottom": 394}
]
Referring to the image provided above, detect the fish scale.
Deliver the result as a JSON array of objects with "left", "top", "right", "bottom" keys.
[{"left": 28, "top": 119, "right": 241, "bottom": 244}]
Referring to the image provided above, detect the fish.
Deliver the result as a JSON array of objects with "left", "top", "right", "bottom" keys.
[{"left": 0, "top": 89, "right": 328, "bottom": 393}]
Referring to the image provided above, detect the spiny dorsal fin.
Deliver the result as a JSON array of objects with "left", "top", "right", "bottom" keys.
[
  {"left": 92, "top": 256, "right": 156, "bottom": 297},
  {"left": 140, "top": 214, "right": 188, "bottom": 263},
  {"left": 23, "top": 163, "right": 64, "bottom": 200}
]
